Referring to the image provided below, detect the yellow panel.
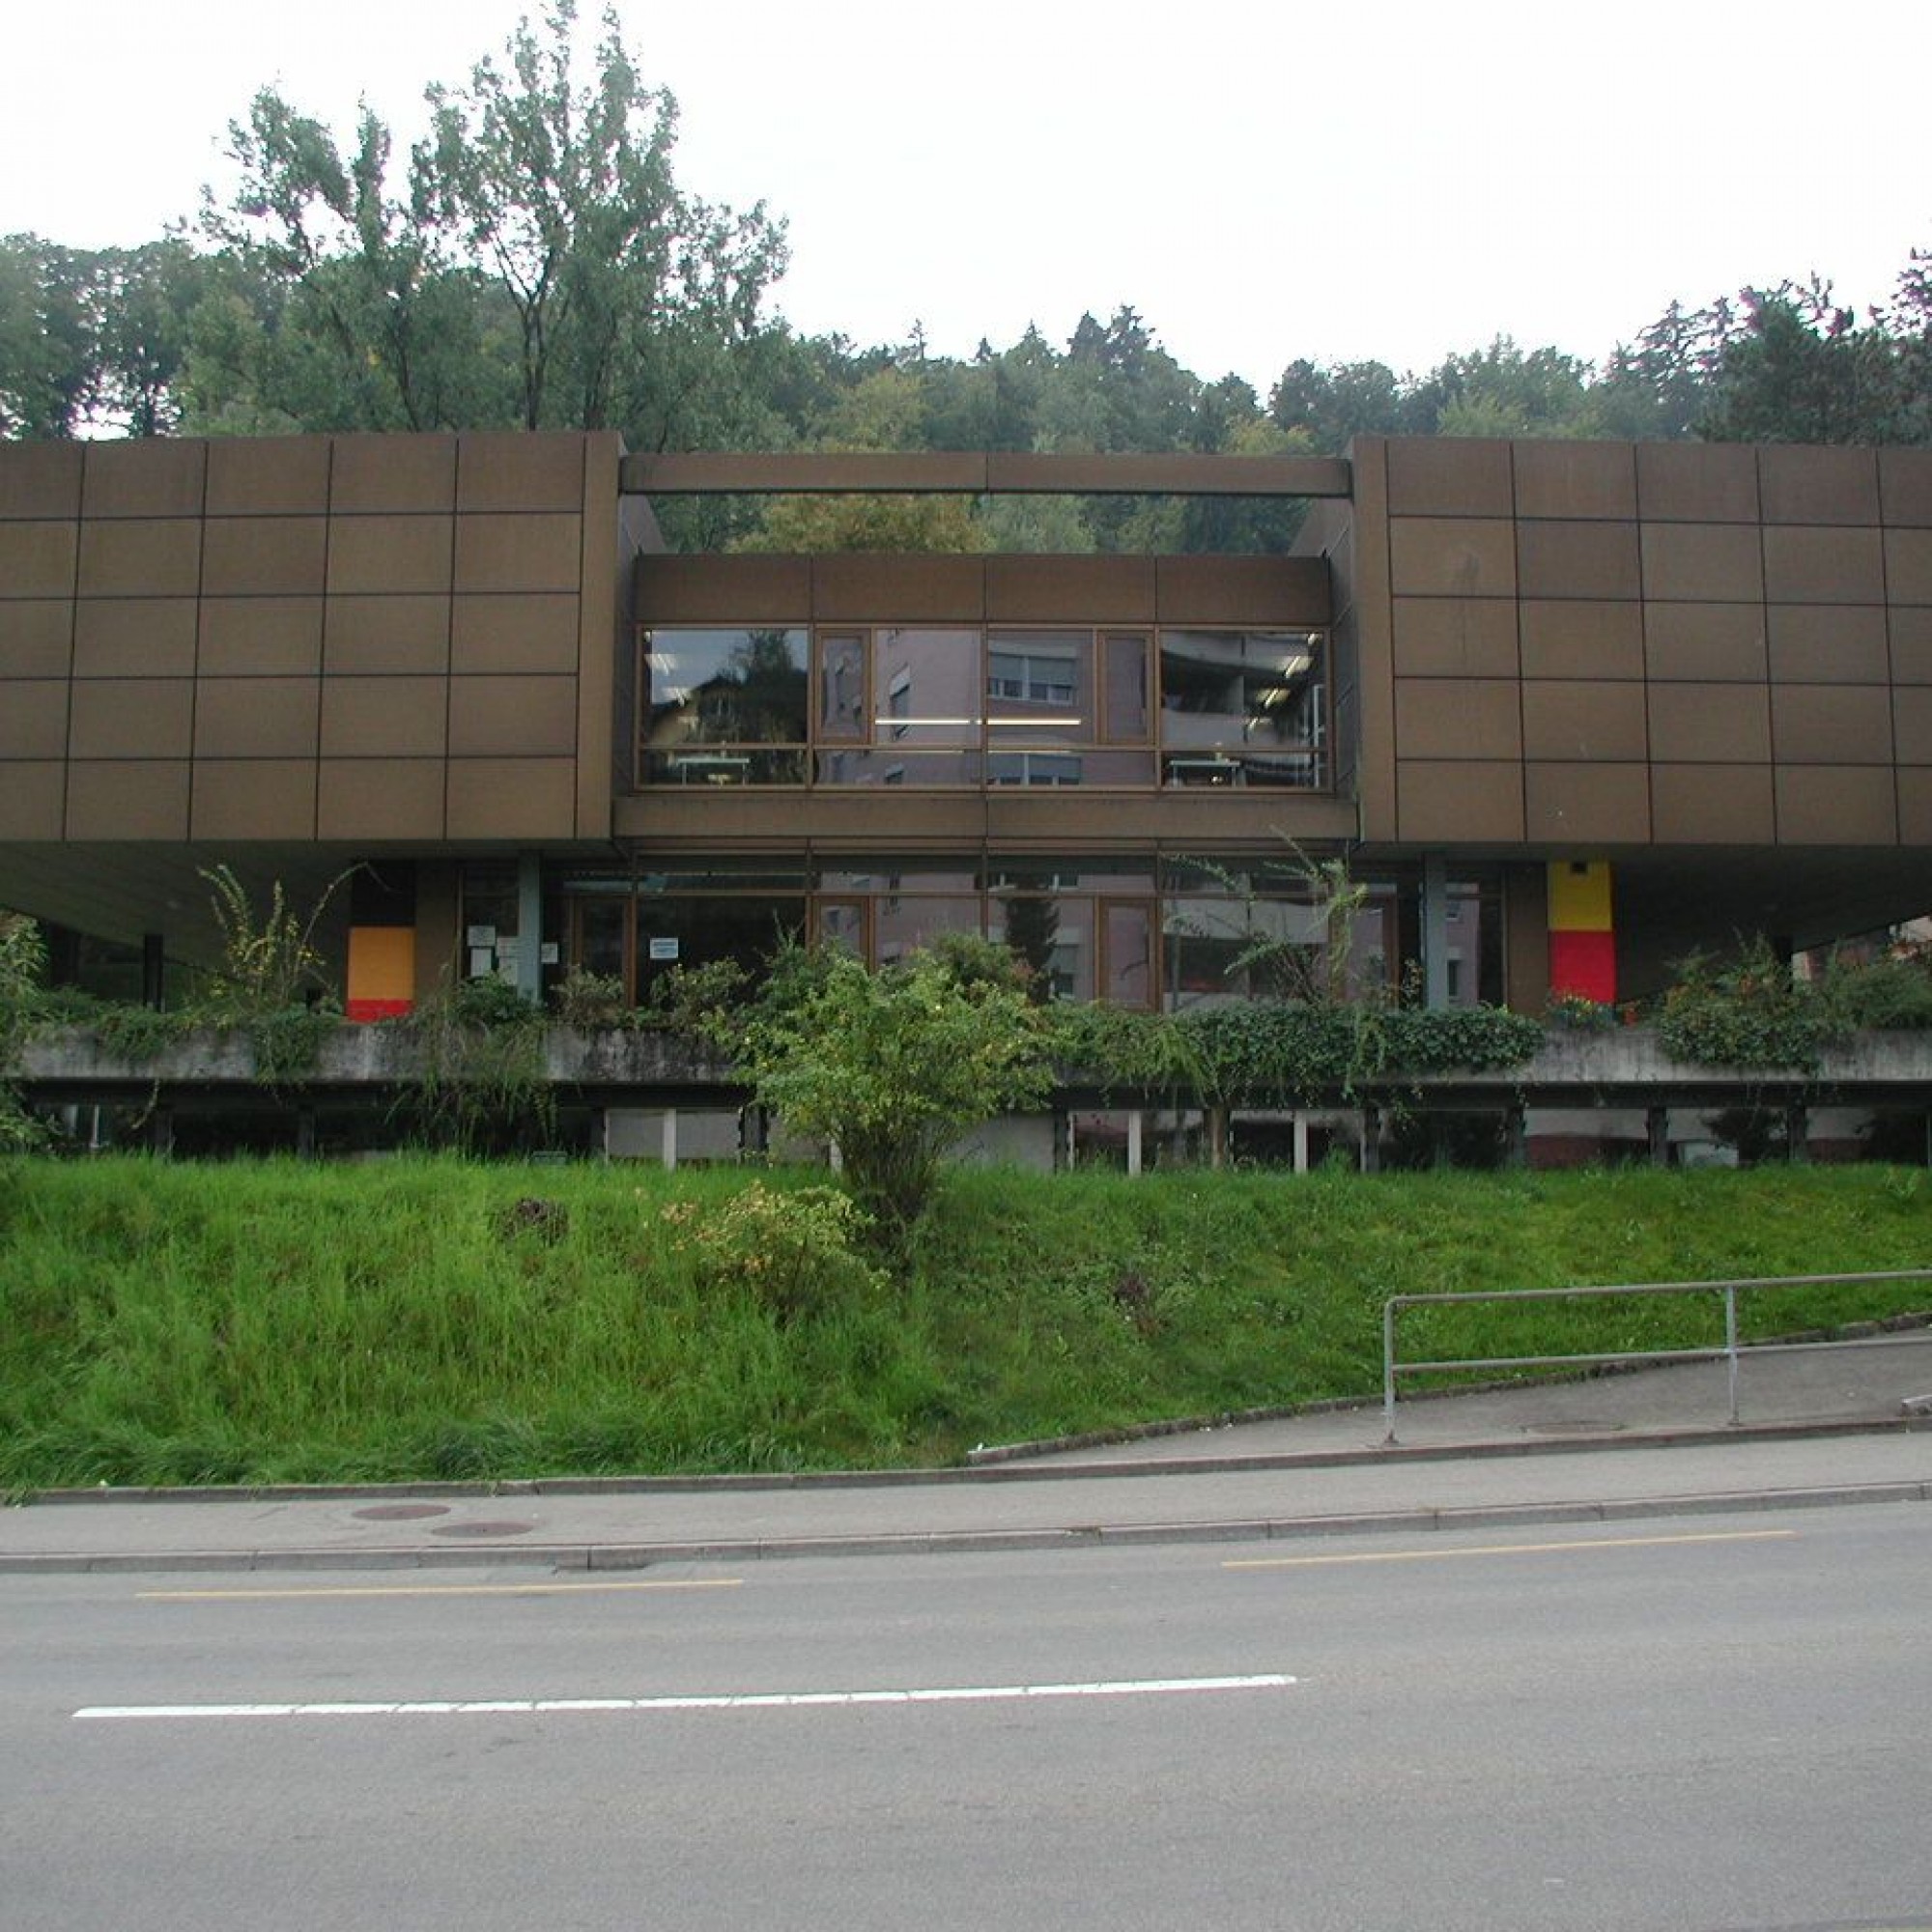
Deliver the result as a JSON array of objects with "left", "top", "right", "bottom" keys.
[
  {"left": 348, "top": 925, "right": 416, "bottom": 1005},
  {"left": 1547, "top": 860, "right": 1613, "bottom": 932}
]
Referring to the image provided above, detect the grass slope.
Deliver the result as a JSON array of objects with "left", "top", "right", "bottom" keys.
[{"left": 1, "top": 1156, "right": 1928, "bottom": 1490}]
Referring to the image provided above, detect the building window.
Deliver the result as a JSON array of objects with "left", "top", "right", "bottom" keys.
[{"left": 1158, "top": 630, "right": 1325, "bottom": 788}]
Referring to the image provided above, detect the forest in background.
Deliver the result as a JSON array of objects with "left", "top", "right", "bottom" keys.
[{"left": 4, "top": 2, "right": 1931, "bottom": 553}]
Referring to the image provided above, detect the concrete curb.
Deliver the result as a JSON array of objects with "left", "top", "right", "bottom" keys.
[
  {"left": 5, "top": 1479, "right": 1927, "bottom": 1577},
  {"left": 14, "top": 1413, "right": 1930, "bottom": 1511}
]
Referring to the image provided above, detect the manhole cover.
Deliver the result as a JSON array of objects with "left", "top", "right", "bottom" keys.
[
  {"left": 429, "top": 1520, "right": 537, "bottom": 1539},
  {"left": 352, "top": 1503, "right": 453, "bottom": 1522}
]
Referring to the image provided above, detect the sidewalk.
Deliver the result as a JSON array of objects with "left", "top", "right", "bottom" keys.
[{"left": 5, "top": 1333, "right": 1930, "bottom": 1577}]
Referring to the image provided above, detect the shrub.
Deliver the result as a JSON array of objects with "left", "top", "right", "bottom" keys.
[
  {"left": 731, "top": 943, "right": 1051, "bottom": 1235},
  {"left": 1656, "top": 940, "right": 1825, "bottom": 1071},
  {"left": 661, "top": 1182, "right": 886, "bottom": 1321}
]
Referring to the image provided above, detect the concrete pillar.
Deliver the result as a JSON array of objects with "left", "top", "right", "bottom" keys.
[
  {"left": 1421, "top": 854, "right": 1450, "bottom": 1010},
  {"left": 1785, "top": 1102, "right": 1809, "bottom": 1164},
  {"left": 515, "top": 851, "right": 544, "bottom": 1007},
  {"left": 661, "top": 1107, "right": 678, "bottom": 1172},
  {"left": 1359, "top": 1103, "right": 1380, "bottom": 1174},
  {"left": 1293, "top": 1112, "right": 1309, "bottom": 1175},
  {"left": 1648, "top": 1106, "right": 1670, "bottom": 1168},
  {"left": 1126, "top": 1109, "right": 1143, "bottom": 1177},
  {"left": 142, "top": 933, "right": 165, "bottom": 1010}
]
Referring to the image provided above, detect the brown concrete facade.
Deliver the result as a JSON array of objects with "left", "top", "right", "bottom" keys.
[
  {"left": 1338, "top": 437, "right": 1932, "bottom": 855},
  {"left": 0, "top": 431, "right": 623, "bottom": 853}
]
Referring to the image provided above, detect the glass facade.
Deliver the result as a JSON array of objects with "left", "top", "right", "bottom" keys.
[
  {"left": 638, "top": 624, "right": 1325, "bottom": 791},
  {"left": 464, "top": 855, "right": 1507, "bottom": 1015}
]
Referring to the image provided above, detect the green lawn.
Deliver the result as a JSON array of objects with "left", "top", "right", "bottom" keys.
[{"left": 1, "top": 1156, "right": 1927, "bottom": 1490}]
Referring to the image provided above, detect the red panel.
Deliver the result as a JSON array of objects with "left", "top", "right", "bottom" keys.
[
  {"left": 345, "top": 996, "right": 413, "bottom": 1023},
  {"left": 1548, "top": 929, "right": 1616, "bottom": 1005}
]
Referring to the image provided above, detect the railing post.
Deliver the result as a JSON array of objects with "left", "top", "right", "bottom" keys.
[
  {"left": 1724, "top": 1282, "right": 1740, "bottom": 1425},
  {"left": 1383, "top": 1297, "right": 1400, "bottom": 1443}
]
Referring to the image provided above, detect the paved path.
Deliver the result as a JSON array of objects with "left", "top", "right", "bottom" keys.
[{"left": 5, "top": 1332, "right": 1930, "bottom": 1576}]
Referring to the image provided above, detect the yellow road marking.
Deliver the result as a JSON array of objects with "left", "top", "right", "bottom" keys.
[
  {"left": 1224, "top": 1528, "right": 1798, "bottom": 1570},
  {"left": 139, "top": 1577, "right": 744, "bottom": 1603}
]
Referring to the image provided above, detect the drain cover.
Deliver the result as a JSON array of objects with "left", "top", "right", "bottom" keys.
[
  {"left": 429, "top": 1520, "right": 537, "bottom": 1539},
  {"left": 352, "top": 1503, "right": 453, "bottom": 1521},
  {"left": 1524, "top": 1419, "right": 1626, "bottom": 1435}
]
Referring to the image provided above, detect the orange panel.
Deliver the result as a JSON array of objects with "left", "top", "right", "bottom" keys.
[{"left": 347, "top": 925, "right": 415, "bottom": 1019}]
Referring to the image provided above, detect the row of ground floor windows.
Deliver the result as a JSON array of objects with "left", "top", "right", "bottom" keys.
[{"left": 461, "top": 861, "right": 1505, "bottom": 1012}]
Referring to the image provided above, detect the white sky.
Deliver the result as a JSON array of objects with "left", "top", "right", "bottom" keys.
[{"left": 6, "top": 0, "right": 1928, "bottom": 394}]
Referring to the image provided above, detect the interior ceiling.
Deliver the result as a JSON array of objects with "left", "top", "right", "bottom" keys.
[
  {"left": 1610, "top": 848, "right": 1932, "bottom": 954},
  {"left": 1, "top": 845, "right": 384, "bottom": 967}
]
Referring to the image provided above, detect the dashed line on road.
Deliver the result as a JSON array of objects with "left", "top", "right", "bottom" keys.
[
  {"left": 1224, "top": 1528, "right": 1798, "bottom": 1570},
  {"left": 73, "top": 1673, "right": 1296, "bottom": 1722}
]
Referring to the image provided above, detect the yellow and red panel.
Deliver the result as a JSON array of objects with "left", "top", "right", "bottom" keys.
[{"left": 1548, "top": 861, "right": 1614, "bottom": 1004}]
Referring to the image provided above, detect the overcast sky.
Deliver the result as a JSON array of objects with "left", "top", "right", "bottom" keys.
[{"left": 6, "top": 0, "right": 1927, "bottom": 393}]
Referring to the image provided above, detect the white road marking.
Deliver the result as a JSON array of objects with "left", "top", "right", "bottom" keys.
[
  {"left": 138, "top": 1578, "right": 744, "bottom": 1602},
  {"left": 74, "top": 1673, "right": 1295, "bottom": 1722}
]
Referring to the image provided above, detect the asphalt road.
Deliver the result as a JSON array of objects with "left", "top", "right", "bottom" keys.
[{"left": 6, "top": 1509, "right": 1930, "bottom": 1932}]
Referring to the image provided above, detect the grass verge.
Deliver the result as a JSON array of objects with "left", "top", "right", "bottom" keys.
[{"left": 1, "top": 1156, "right": 1927, "bottom": 1490}]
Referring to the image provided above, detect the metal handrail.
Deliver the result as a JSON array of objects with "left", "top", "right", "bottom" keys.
[{"left": 1380, "top": 1269, "right": 1932, "bottom": 1443}]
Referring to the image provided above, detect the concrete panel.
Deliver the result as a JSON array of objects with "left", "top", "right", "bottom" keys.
[
  {"left": 0, "top": 600, "right": 73, "bottom": 677},
  {"left": 1635, "top": 442, "right": 1760, "bottom": 522},
  {"left": 326, "top": 516, "right": 454, "bottom": 595},
  {"left": 1396, "top": 759, "right": 1525, "bottom": 841},
  {"left": 329, "top": 435, "right": 457, "bottom": 513},
  {"left": 453, "top": 513, "right": 583, "bottom": 594},
  {"left": 1643, "top": 602, "right": 1767, "bottom": 681},
  {"left": 191, "top": 758, "right": 318, "bottom": 839},
  {"left": 1758, "top": 444, "right": 1880, "bottom": 526},
  {"left": 1385, "top": 439, "right": 1512, "bottom": 516},
  {"left": 198, "top": 597, "right": 324, "bottom": 676},
  {"left": 0, "top": 761, "right": 64, "bottom": 838},
  {"left": 1651, "top": 764, "right": 1775, "bottom": 843},
  {"left": 1766, "top": 604, "right": 1890, "bottom": 683},
  {"left": 1639, "top": 524, "right": 1763, "bottom": 603},
  {"left": 1394, "top": 677, "right": 1521, "bottom": 760},
  {"left": 64, "top": 760, "right": 190, "bottom": 839},
  {"left": 205, "top": 438, "right": 331, "bottom": 516},
  {"left": 448, "top": 674, "right": 578, "bottom": 756},
  {"left": 201, "top": 516, "right": 328, "bottom": 596},
  {"left": 1647, "top": 683, "right": 1772, "bottom": 763},
  {"left": 813, "top": 554, "right": 986, "bottom": 622},
  {"left": 323, "top": 593, "right": 450, "bottom": 674},
  {"left": 193, "top": 677, "right": 322, "bottom": 758},
  {"left": 985, "top": 554, "right": 1156, "bottom": 623},
  {"left": 1524, "top": 764, "right": 1651, "bottom": 843},
  {"left": 80, "top": 440, "right": 205, "bottom": 519},
  {"left": 77, "top": 519, "right": 203, "bottom": 599},
  {"left": 0, "top": 522, "right": 79, "bottom": 598},
  {"left": 1762, "top": 526, "right": 1885, "bottom": 604},
  {"left": 1885, "top": 527, "right": 1932, "bottom": 605},
  {"left": 451, "top": 593, "right": 581, "bottom": 673},
  {"left": 1517, "top": 520, "right": 1641, "bottom": 600},
  {"left": 317, "top": 757, "right": 447, "bottom": 841},
  {"left": 1896, "top": 768, "right": 1932, "bottom": 843},
  {"left": 445, "top": 757, "right": 578, "bottom": 838},
  {"left": 67, "top": 679, "right": 193, "bottom": 759},
  {"left": 456, "top": 432, "right": 587, "bottom": 512},
  {"left": 1521, "top": 681, "right": 1648, "bottom": 761},
  {"left": 1154, "top": 555, "right": 1328, "bottom": 625},
  {"left": 1771, "top": 685, "right": 1892, "bottom": 764},
  {"left": 0, "top": 681, "right": 68, "bottom": 758},
  {"left": 320, "top": 676, "right": 448, "bottom": 757},
  {"left": 1892, "top": 609, "right": 1932, "bottom": 684},
  {"left": 1879, "top": 449, "right": 1932, "bottom": 527},
  {"left": 71, "top": 599, "right": 197, "bottom": 677},
  {"left": 1519, "top": 599, "right": 1644, "bottom": 680},
  {"left": 574, "top": 438, "right": 618, "bottom": 840},
  {"left": 1891, "top": 688, "right": 1932, "bottom": 763},
  {"left": 1392, "top": 597, "right": 1520, "bottom": 677},
  {"left": 635, "top": 554, "right": 812, "bottom": 624},
  {"left": 1775, "top": 766, "right": 1896, "bottom": 844},
  {"left": 1388, "top": 518, "right": 1518, "bottom": 597},
  {"left": 0, "top": 441, "right": 83, "bottom": 520},
  {"left": 1511, "top": 440, "right": 1636, "bottom": 520}
]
